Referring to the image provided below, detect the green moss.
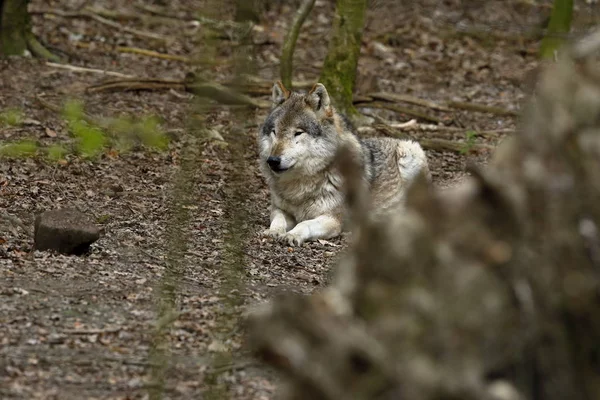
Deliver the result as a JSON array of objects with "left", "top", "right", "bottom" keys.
[
  {"left": 46, "top": 145, "right": 68, "bottom": 161},
  {"left": 460, "top": 130, "right": 478, "bottom": 154},
  {"left": 138, "top": 115, "right": 169, "bottom": 150},
  {"left": 319, "top": 0, "right": 367, "bottom": 115},
  {"left": 0, "top": 140, "right": 38, "bottom": 158},
  {"left": 96, "top": 214, "right": 111, "bottom": 224},
  {"left": 0, "top": 108, "right": 24, "bottom": 126}
]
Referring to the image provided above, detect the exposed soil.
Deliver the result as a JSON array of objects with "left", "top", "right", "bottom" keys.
[{"left": 1, "top": 0, "right": 593, "bottom": 399}]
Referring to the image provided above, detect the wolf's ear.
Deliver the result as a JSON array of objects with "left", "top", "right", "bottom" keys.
[
  {"left": 306, "top": 83, "right": 331, "bottom": 114},
  {"left": 272, "top": 81, "right": 290, "bottom": 107}
]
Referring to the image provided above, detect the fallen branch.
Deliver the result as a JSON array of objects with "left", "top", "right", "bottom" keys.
[
  {"left": 63, "top": 327, "right": 121, "bottom": 334},
  {"left": 186, "top": 81, "right": 269, "bottom": 108},
  {"left": 418, "top": 137, "right": 494, "bottom": 153},
  {"left": 359, "top": 124, "right": 495, "bottom": 154},
  {"left": 84, "top": 77, "right": 270, "bottom": 108},
  {"left": 116, "top": 46, "right": 191, "bottom": 63},
  {"left": 448, "top": 100, "right": 519, "bottom": 117},
  {"left": 86, "top": 78, "right": 185, "bottom": 93},
  {"left": 365, "top": 92, "right": 452, "bottom": 112},
  {"left": 33, "top": 9, "right": 168, "bottom": 42},
  {"left": 357, "top": 101, "right": 444, "bottom": 124},
  {"left": 387, "top": 122, "right": 514, "bottom": 138},
  {"left": 46, "top": 62, "right": 134, "bottom": 78}
]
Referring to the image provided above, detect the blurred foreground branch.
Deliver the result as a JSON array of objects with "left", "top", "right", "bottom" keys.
[{"left": 248, "top": 30, "right": 600, "bottom": 400}]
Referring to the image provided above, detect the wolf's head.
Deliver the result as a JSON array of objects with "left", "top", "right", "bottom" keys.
[{"left": 257, "top": 81, "right": 342, "bottom": 176}]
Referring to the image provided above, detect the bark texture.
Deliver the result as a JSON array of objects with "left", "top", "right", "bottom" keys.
[
  {"left": 0, "top": 0, "right": 29, "bottom": 56},
  {"left": 319, "top": 0, "right": 367, "bottom": 115},
  {"left": 249, "top": 30, "right": 600, "bottom": 400}
]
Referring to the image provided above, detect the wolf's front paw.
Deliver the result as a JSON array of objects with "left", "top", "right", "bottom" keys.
[
  {"left": 276, "top": 232, "right": 305, "bottom": 247},
  {"left": 261, "top": 227, "right": 285, "bottom": 238}
]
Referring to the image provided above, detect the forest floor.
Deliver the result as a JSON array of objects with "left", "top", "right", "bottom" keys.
[{"left": 0, "top": 0, "right": 594, "bottom": 399}]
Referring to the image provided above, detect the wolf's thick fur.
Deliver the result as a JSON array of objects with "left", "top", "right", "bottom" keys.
[{"left": 257, "top": 81, "right": 430, "bottom": 246}]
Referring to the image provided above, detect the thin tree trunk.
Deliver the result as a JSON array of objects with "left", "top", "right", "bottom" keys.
[
  {"left": 280, "top": 0, "right": 316, "bottom": 89},
  {"left": 539, "top": 0, "right": 573, "bottom": 59},
  {"left": 319, "top": 0, "right": 367, "bottom": 115}
]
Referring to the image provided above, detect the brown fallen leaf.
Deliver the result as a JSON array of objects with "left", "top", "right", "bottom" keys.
[{"left": 45, "top": 127, "right": 57, "bottom": 137}]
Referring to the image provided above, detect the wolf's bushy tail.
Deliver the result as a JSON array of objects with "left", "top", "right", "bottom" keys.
[{"left": 396, "top": 140, "right": 431, "bottom": 185}]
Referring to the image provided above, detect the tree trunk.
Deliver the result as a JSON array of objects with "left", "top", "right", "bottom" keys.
[
  {"left": 319, "top": 0, "right": 367, "bottom": 115},
  {"left": 0, "top": 0, "right": 30, "bottom": 56},
  {"left": 0, "top": 0, "right": 60, "bottom": 61},
  {"left": 250, "top": 30, "right": 600, "bottom": 400},
  {"left": 539, "top": 0, "right": 573, "bottom": 59},
  {"left": 280, "top": 0, "right": 316, "bottom": 89}
]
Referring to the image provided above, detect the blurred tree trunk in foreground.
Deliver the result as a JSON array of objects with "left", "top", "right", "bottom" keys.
[
  {"left": 0, "top": 0, "right": 29, "bottom": 55},
  {"left": 0, "top": 0, "right": 59, "bottom": 60},
  {"left": 320, "top": 0, "right": 367, "bottom": 115},
  {"left": 250, "top": 31, "right": 600, "bottom": 400},
  {"left": 539, "top": 0, "right": 573, "bottom": 58}
]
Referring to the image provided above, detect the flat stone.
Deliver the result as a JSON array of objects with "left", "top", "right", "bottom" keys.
[{"left": 34, "top": 209, "right": 100, "bottom": 255}]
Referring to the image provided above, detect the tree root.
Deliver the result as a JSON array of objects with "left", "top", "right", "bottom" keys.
[{"left": 25, "top": 31, "right": 62, "bottom": 62}]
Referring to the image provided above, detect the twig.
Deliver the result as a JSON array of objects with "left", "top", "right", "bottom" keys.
[
  {"left": 357, "top": 101, "right": 444, "bottom": 124},
  {"left": 385, "top": 122, "right": 514, "bottom": 138},
  {"left": 87, "top": 12, "right": 168, "bottom": 42},
  {"left": 208, "top": 360, "right": 257, "bottom": 375},
  {"left": 447, "top": 101, "right": 519, "bottom": 117},
  {"left": 33, "top": 9, "right": 168, "bottom": 42},
  {"left": 133, "top": 3, "right": 185, "bottom": 19},
  {"left": 86, "top": 78, "right": 185, "bottom": 93},
  {"left": 63, "top": 327, "right": 122, "bottom": 334},
  {"left": 280, "top": 0, "right": 316, "bottom": 88},
  {"left": 365, "top": 92, "right": 452, "bottom": 112},
  {"left": 187, "top": 81, "right": 269, "bottom": 108},
  {"left": 418, "top": 137, "right": 494, "bottom": 153},
  {"left": 46, "top": 62, "right": 134, "bottom": 78},
  {"left": 85, "top": 77, "right": 268, "bottom": 108},
  {"left": 116, "top": 46, "right": 191, "bottom": 63}
]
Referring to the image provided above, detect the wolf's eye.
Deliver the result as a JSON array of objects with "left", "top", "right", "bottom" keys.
[{"left": 294, "top": 131, "right": 304, "bottom": 137}]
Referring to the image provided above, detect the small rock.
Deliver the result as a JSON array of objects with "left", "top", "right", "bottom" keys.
[
  {"left": 34, "top": 209, "right": 100, "bottom": 255},
  {"left": 208, "top": 339, "right": 228, "bottom": 353}
]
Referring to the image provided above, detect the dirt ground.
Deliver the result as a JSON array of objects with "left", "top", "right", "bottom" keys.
[{"left": 1, "top": 0, "right": 592, "bottom": 399}]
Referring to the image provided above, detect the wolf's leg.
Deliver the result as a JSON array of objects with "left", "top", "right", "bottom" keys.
[
  {"left": 262, "top": 207, "right": 295, "bottom": 237},
  {"left": 278, "top": 215, "right": 342, "bottom": 246}
]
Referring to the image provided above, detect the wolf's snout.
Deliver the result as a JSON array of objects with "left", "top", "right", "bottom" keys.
[{"left": 267, "top": 156, "right": 282, "bottom": 171}]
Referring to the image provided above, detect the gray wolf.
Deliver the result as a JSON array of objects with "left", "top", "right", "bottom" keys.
[{"left": 257, "top": 81, "right": 430, "bottom": 246}]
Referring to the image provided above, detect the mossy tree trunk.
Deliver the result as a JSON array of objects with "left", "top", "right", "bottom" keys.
[
  {"left": 319, "top": 0, "right": 367, "bottom": 115},
  {"left": 0, "top": 0, "right": 29, "bottom": 56},
  {"left": 0, "top": 0, "right": 60, "bottom": 61},
  {"left": 539, "top": 0, "right": 573, "bottom": 59}
]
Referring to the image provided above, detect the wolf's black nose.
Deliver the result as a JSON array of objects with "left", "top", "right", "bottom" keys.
[{"left": 267, "top": 156, "right": 281, "bottom": 170}]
